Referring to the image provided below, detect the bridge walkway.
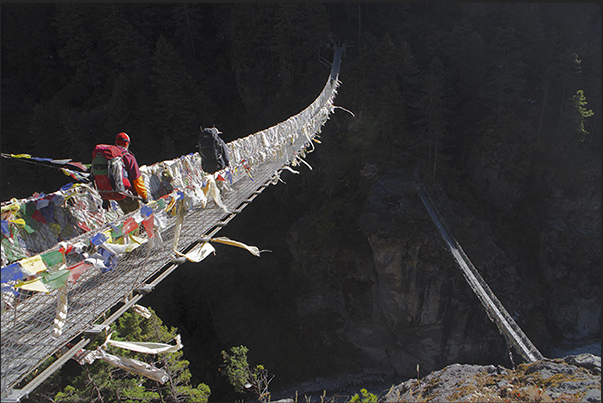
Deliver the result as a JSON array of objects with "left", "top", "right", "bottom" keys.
[
  {"left": 417, "top": 185, "right": 544, "bottom": 363},
  {"left": 0, "top": 46, "right": 344, "bottom": 403}
]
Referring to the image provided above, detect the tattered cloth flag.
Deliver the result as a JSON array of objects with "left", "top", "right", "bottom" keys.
[
  {"left": 211, "top": 236, "right": 269, "bottom": 257},
  {"left": 2, "top": 153, "right": 91, "bottom": 182},
  {"left": 52, "top": 285, "right": 69, "bottom": 338},
  {"left": 75, "top": 348, "right": 169, "bottom": 384},
  {"left": 103, "top": 332, "right": 184, "bottom": 355},
  {"left": 174, "top": 242, "right": 215, "bottom": 263}
]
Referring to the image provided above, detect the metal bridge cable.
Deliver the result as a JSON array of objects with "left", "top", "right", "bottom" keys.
[
  {"left": 1, "top": 46, "right": 345, "bottom": 402},
  {"left": 416, "top": 185, "right": 543, "bottom": 363}
]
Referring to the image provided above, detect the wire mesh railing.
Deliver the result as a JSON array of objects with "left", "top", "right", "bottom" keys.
[{"left": 1, "top": 47, "right": 344, "bottom": 401}]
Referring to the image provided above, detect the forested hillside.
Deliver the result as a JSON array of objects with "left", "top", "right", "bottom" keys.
[
  {"left": 1, "top": 3, "right": 600, "bottom": 402},
  {"left": 1, "top": 3, "right": 600, "bottom": 200}
]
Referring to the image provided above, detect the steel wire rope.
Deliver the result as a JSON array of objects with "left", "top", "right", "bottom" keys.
[
  {"left": 1, "top": 46, "right": 345, "bottom": 401},
  {"left": 416, "top": 185, "right": 542, "bottom": 363}
]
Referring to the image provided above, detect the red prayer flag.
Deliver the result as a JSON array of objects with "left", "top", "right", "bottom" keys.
[
  {"left": 122, "top": 217, "right": 138, "bottom": 234},
  {"left": 67, "top": 261, "right": 92, "bottom": 283},
  {"left": 77, "top": 221, "right": 91, "bottom": 232},
  {"left": 31, "top": 209, "right": 47, "bottom": 224},
  {"left": 142, "top": 214, "right": 155, "bottom": 238}
]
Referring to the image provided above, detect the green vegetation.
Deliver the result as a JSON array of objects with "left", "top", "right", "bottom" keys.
[
  {"left": 221, "top": 345, "right": 273, "bottom": 402},
  {"left": 349, "top": 388, "right": 379, "bottom": 403},
  {"left": 2, "top": 4, "right": 600, "bottom": 402},
  {"left": 22, "top": 308, "right": 210, "bottom": 403}
]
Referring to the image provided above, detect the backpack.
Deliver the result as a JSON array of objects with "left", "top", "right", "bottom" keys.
[
  {"left": 198, "top": 128, "right": 228, "bottom": 174},
  {"left": 91, "top": 144, "right": 131, "bottom": 200}
]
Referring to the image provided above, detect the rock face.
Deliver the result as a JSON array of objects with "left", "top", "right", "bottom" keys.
[
  {"left": 288, "top": 170, "right": 527, "bottom": 378},
  {"left": 383, "top": 353, "right": 601, "bottom": 403},
  {"left": 467, "top": 149, "right": 601, "bottom": 346},
  {"left": 286, "top": 161, "right": 599, "bottom": 380},
  {"left": 146, "top": 154, "right": 599, "bottom": 395}
]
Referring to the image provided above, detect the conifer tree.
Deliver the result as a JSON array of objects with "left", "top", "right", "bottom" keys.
[
  {"left": 52, "top": 4, "right": 106, "bottom": 94},
  {"left": 551, "top": 48, "right": 584, "bottom": 140},
  {"left": 105, "top": 73, "right": 132, "bottom": 135},
  {"left": 170, "top": 4, "right": 204, "bottom": 63},
  {"left": 97, "top": 4, "right": 151, "bottom": 71},
  {"left": 443, "top": 16, "right": 487, "bottom": 105},
  {"left": 413, "top": 56, "right": 448, "bottom": 181},
  {"left": 150, "top": 36, "right": 217, "bottom": 159},
  {"left": 373, "top": 34, "right": 404, "bottom": 148},
  {"left": 49, "top": 308, "right": 210, "bottom": 403},
  {"left": 484, "top": 26, "right": 526, "bottom": 126},
  {"left": 566, "top": 89, "right": 594, "bottom": 150}
]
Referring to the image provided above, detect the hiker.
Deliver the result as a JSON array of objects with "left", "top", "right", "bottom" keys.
[
  {"left": 197, "top": 127, "right": 230, "bottom": 174},
  {"left": 91, "top": 132, "right": 148, "bottom": 214}
]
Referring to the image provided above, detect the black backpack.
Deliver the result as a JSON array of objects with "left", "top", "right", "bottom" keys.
[{"left": 198, "top": 128, "right": 229, "bottom": 174}]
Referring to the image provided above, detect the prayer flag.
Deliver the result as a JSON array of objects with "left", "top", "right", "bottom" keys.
[
  {"left": 67, "top": 261, "right": 91, "bottom": 283},
  {"left": 19, "top": 255, "right": 47, "bottom": 276},
  {"left": 41, "top": 250, "right": 64, "bottom": 268},
  {"left": 122, "top": 218, "right": 138, "bottom": 234},
  {"left": 90, "top": 232, "right": 108, "bottom": 246},
  {"left": 1, "top": 220, "right": 10, "bottom": 235},
  {"left": 1, "top": 263, "right": 24, "bottom": 283},
  {"left": 41, "top": 270, "right": 70, "bottom": 289},
  {"left": 142, "top": 214, "right": 155, "bottom": 238},
  {"left": 16, "top": 278, "right": 49, "bottom": 293}
]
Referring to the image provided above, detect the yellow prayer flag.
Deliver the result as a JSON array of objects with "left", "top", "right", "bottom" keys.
[
  {"left": 178, "top": 242, "right": 215, "bottom": 262},
  {"left": 16, "top": 278, "right": 49, "bottom": 293},
  {"left": 1, "top": 200, "right": 21, "bottom": 214},
  {"left": 126, "top": 234, "right": 147, "bottom": 252},
  {"left": 211, "top": 237, "right": 264, "bottom": 257},
  {"left": 19, "top": 255, "right": 47, "bottom": 276},
  {"left": 102, "top": 229, "right": 113, "bottom": 243}
]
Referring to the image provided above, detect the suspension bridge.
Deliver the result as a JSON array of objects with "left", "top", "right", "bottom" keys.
[
  {"left": 417, "top": 185, "right": 544, "bottom": 363},
  {"left": 1, "top": 45, "right": 542, "bottom": 402}
]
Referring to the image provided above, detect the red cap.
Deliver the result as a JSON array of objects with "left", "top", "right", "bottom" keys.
[{"left": 115, "top": 132, "right": 130, "bottom": 145}]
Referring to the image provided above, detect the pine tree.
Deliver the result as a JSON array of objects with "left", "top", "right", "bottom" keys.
[
  {"left": 112, "top": 308, "right": 210, "bottom": 403},
  {"left": 49, "top": 308, "right": 211, "bottom": 403},
  {"left": 105, "top": 73, "right": 132, "bottom": 135},
  {"left": 170, "top": 4, "right": 204, "bottom": 63},
  {"left": 150, "top": 36, "right": 217, "bottom": 159},
  {"left": 443, "top": 16, "right": 487, "bottom": 105},
  {"left": 97, "top": 4, "right": 151, "bottom": 71},
  {"left": 567, "top": 89, "right": 594, "bottom": 149},
  {"left": 52, "top": 4, "right": 107, "bottom": 94},
  {"left": 413, "top": 57, "right": 449, "bottom": 181},
  {"left": 484, "top": 27, "right": 526, "bottom": 126},
  {"left": 551, "top": 48, "right": 584, "bottom": 142}
]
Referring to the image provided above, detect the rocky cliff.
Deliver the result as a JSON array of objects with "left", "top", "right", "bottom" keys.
[
  {"left": 382, "top": 353, "right": 600, "bottom": 403},
  {"left": 144, "top": 131, "right": 600, "bottom": 399},
  {"left": 287, "top": 168, "right": 517, "bottom": 378}
]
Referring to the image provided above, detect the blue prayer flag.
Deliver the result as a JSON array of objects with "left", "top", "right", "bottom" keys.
[{"left": 1, "top": 263, "right": 24, "bottom": 283}]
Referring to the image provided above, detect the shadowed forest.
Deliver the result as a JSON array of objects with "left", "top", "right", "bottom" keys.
[
  {"left": 1, "top": 3, "right": 601, "bottom": 403},
  {"left": 2, "top": 3, "right": 600, "bottom": 200}
]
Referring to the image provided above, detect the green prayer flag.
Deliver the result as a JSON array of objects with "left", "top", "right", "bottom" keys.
[
  {"left": 40, "top": 270, "right": 70, "bottom": 289},
  {"left": 41, "top": 250, "right": 63, "bottom": 268},
  {"left": 111, "top": 223, "right": 124, "bottom": 239},
  {"left": 21, "top": 216, "right": 39, "bottom": 234}
]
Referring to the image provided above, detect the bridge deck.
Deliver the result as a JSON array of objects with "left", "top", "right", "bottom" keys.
[
  {"left": 1, "top": 46, "right": 344, "bottom": 401},
  {"left": 2, "top": 157, "right": 283, "bottom": 393},
  {"left": 417, "top": 185, "right": 544, "bottom": 363}
]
